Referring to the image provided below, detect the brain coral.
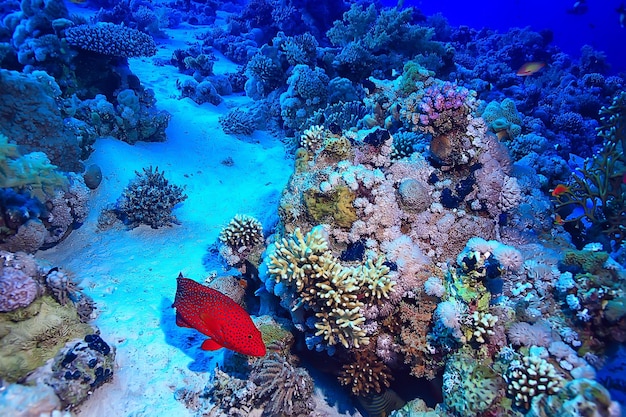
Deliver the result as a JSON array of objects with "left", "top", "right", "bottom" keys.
[{"left": 65, "top": 22, "right": 157, "bottom": 58}]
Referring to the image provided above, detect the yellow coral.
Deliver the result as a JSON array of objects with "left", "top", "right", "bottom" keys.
[
  {"left": 267, "top": 227, "right": 328, "bottom": 292},
  {"left": 353, "top": 255, "right": 394, "bottom": 304},
  {"left": 322, "top": 135, "right": 353, "bottom": 161},
  {"left": 314, "top": 305, "right": 369, "bottom": 349},
  {"left": 303, "top": 185, "right": 357, "bottom": 228}
]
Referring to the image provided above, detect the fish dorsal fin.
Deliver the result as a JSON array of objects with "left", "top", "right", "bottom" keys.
[
  {"left": 175, "top": 312, "right": 193, "bottom": 328},
  {"left": 201, "top": 339, "right": 224, "bottom": 351}
]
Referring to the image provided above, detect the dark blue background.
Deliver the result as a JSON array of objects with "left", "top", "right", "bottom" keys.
[{"left": 381, "top": 0, "right": 626, "bottom": 73}]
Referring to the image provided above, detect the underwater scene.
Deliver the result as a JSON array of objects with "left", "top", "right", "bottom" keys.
[{"left": 1, "top": 0, "right": 626, "bottom": 416}]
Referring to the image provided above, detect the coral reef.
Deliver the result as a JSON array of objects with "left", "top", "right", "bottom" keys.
[
  {"left": 218, "top": 214, "right": 265, "bottom": 267},
  {"left": 65, "top": 22, "right": 157, "bottom": 58},
  {"left": 115, "top": 166, "right": 188, "bottom": 229},
  {"left": 40, "top": 334, "right": 115, "bottom": 407}
]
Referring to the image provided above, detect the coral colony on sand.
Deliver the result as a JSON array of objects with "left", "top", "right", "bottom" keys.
[{"left": 1, "top": 0, "right": 626, "bottom": 416}]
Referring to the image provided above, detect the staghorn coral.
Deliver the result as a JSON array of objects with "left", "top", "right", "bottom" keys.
[
  {"left": 338, "top": 349, "right": 393, "bottom": 396},
  {"left": 249, "top": 352, "right": 315, "bottom": 417}
]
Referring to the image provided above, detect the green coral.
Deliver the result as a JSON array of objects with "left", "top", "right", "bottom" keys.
[
  {"left": 481, "top": 98, "right": 522, "bottom": 139},
  {"left": 563, "top": 249, "right": 609, "bottom": 274},
  {"left": 0, "top": 296, "right": 93, "bottom": 382},
  {"left": 443, "top": 350, "right": 503, "bottom": 415},
  {"left": 0, "top": 134, "right": 68, "bottom": 200},
  {"left": 554, "top": 91, "right": 626, "bottom": 247},
  {"left": 303, "top": 185, "right": 357, "bottom": 228}
]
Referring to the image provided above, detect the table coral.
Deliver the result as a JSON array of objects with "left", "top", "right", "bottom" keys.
[{"left": 65, "top": 22, "right": 157, "bottom": 58}]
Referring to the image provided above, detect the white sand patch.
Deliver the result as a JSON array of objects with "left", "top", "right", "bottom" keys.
[{"left": 36, "top": 26, "right": 292, "bottom": 416}]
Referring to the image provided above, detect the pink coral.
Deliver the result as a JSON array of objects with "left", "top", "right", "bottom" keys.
[
  {"left": 507, "top": 321, "right": 552, "bottom": 347},
  {"left": 0, "top": 266, "right": 40, "bottom": 312},
  {"left": 404, "top": 81, "right": 476, "bottom": 136}
]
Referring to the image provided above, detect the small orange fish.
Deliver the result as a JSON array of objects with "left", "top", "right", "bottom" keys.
[
  {"left": 551, "top": 184, "right": 571, "bottom": 197},
  {"left": 554, "top": 213, "right": 565, "bottom": 225},
  {"left": 516, "top": 62, "right": 545, "bottom": 76},
  {"left": 172, "top": 273, "right": 266, "bottom": 357}
]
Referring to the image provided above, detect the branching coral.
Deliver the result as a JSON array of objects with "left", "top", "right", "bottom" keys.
[
  {"left": 249, "top": 352, "right": 315, "bottom": 417},
  {"left": 0, "top": 134, "right": 68, "bottom": 201},
  {"left": 267, "top": 227, "right": 328, "bottom": 293},
  {"left": 267, "top": 226, "right": 395, "bottom": 350},
  {"left": 553, "top": 91, "right": 626, "bottom": 247},
  {"left": 116, "top": 166, "right": 187, "bottom": 229},
  {"left": 338, "top": 349, "right": 393, "bottom": 396},
  {"left": 504, "top": 354, "right": 563, "bottom": 409},
  {"left": 219, "top": 214, "right": 264, "bottom": 249}
]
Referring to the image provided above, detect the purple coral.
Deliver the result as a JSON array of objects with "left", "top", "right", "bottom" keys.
[{"left": 418, "top": 82, "right": 472, "bottom": 130}]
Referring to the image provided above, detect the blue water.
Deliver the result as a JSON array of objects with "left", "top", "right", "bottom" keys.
[
  {"left": 384, "top": 0, "right": 626, "bottom": 73},
  {"left": 1, "top": 0, "right": 626, "bottom": 416}
]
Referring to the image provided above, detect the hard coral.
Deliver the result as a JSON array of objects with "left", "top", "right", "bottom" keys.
[
  {"left": 504, "top": 354, "right": 563, "bottom": 409},
  {"left": 65, "top": 22, "right": 157, "bottom": 58},
  {"left": 0, "top": 263, "right": 40, "bottom": 312},
  {"left": 249, "top": 352, "right": 315, "bottom": 417},
  {"left": 219, "top": 214, "right": 264, "bottom": 249},
  {"left": 117, "top": 166, "right": 187, "bottom": 229},
  {"left": 44, "top": 334, "right": 115, "bottom": 407},
  {"left": 338, "top": 349, "right": 393, "bottom": 396}
]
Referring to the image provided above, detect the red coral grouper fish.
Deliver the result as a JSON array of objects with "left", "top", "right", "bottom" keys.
[{"left": 172, "top": 273, "right": 266, "bottom": 357}]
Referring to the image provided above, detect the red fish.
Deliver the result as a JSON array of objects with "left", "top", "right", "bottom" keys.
[
  {"left": 516, "top": 62, "right": 545, "bottom": 76},
  {"left": 172, "top": 273, "right": 266, "bottom": 357},
  {"left": 551, "top": 183, "right": 571, "bottom": 197}
]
